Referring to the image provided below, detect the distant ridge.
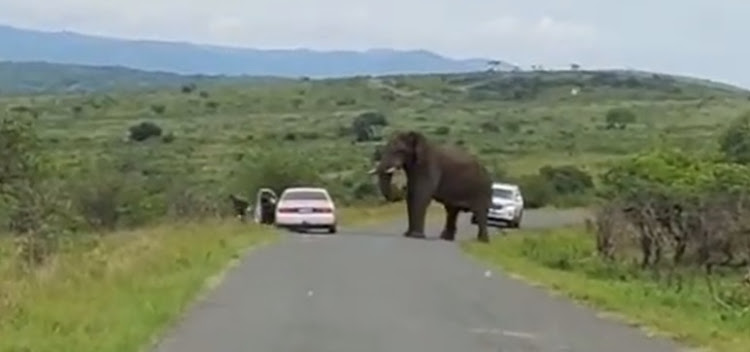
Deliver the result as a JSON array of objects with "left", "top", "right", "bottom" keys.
[{"left": 0, "top": 24, "right": 517, "bottom": 77}]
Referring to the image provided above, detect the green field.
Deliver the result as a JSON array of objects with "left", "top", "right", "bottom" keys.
[
  {"left": 3, "top": 69, "right": 749, "bottom": 207},
  {"left": 2, "top": 64, "right": 750, "bottom": 352}
]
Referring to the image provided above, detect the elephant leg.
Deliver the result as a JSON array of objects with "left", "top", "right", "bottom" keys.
[
  {"left": 473, "top": 207, "right": 490, "bottom": 243},
  {"left": 402, "top": 179, "right": 432, "bottom": 239},
  {"left": 409, "top": 194, "right": 431, "bottom": 238},
  {"left": 440, "top": 205, "right": 459, "bottom": 241},
  {"left": 402, "top": 187, "right": 419, "bottom": 238},
  {"left": 402, "top": 193, "right": 425, "bottom": 238},
  {"left": 403, "top": 193, "right": 431, "bottom": 239}
]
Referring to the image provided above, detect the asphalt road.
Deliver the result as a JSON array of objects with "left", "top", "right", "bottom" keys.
[{"left": 152, "top": 209, "right": 688, "bottom": 352}]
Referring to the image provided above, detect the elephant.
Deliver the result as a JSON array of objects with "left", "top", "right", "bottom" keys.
[{"left": 368, "top": 130, "right": 493, "bottom": 243}]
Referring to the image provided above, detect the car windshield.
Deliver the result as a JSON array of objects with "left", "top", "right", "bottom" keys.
[
  {"left": 282, "top": 190, "right": 328, "bottom": 201},
  {"left": 492, "top": 188, "right": 514, "bottom": 199}
]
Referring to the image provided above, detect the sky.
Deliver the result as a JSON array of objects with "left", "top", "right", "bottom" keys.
[{"left": 0, "top": 0, "right": 747, "bottom": 88}]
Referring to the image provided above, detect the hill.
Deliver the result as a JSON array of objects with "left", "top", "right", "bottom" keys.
[
  {"left": 1, "top": 59, "right": 748, "bottom": 96},
  {"left": 0, "top": 61, "right": 290, "bottom": 95},
  {"left": 2, "top": 68, "right": 747, "bottom": 201},
  {"left": 0, "top": 24, "right": 514, "bottom": 78}
]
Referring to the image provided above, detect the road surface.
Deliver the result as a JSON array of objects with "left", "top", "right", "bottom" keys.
[{"left": 152, "top": 209, "right": 687, "bottom": 352}]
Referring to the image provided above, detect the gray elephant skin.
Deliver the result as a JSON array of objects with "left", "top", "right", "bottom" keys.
[{"left": 369, "top": 131, "right": 493, "bottom": 243}]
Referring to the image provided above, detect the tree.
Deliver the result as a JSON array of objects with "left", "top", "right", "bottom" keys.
[
  {"left": 486, "top": 60, "right": 501, "bottom": 71},
  {"left": 351, "top": 111, "right": 388, "bottom": 142},
  {"left": 719, "top": 111, "right": 750, "bottom": 164}
]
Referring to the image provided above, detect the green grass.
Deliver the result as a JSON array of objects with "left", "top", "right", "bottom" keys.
[
  {"left": 0, "top": 221, "right": 277, "bottom": 352},
  {"left": 3, "top": 69, "right": 748, "bottom": 204},
  {"left": 462, "top": 227, "right": 750, "bottom": 352}
]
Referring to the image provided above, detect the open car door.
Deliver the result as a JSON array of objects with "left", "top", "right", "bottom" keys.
[{"left": 253, "top": 188, "right": 278, "bottom": 224}]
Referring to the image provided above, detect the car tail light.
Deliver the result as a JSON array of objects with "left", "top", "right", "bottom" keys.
[
  {"left": 313, "top": 207, "right": 332, "bottom": 213},
  {"left": 277, "top": 207, "right": 296, "bottom": 213}
]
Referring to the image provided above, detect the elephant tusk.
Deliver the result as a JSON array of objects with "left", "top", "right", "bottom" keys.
[{"left": 369, "top": 166, "right": 398, "bottom": 175}]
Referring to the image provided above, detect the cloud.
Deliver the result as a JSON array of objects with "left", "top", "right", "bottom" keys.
[
  {"left": 0, "top": 0, "right": 746, "bottom": 87},
  {"left": 0, "top": 0, "right": 597, "bottom": 56}
]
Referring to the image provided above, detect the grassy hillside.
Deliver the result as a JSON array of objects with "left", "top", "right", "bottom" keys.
[
  {"left": 0, "top": 61, "right": 291, "bottom": 95},
  {"left": 3, "top": 68, "right": 747, "bottom": 190}
]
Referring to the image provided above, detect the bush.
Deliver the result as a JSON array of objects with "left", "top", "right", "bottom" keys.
[
  {"left": 595, "top": 149, "right": 750, "bottom": 270},
  {"left": 516, "top": 174, "right": 555, "bottom": 209},
  {"left": 0, "top": 113, "right": 73, "bottom": 265},
  {"left": 69, "top": 161, "right": 155, "bottom": 231},
  {"left": 719, "top": 111, "right": 750, "bottom": 164},
  {"left": 434, "top": 126, "right": 450, "bottom": 135},
  {"left": 539, "top": 165, "right": 593, "bottom": 195},
  {"left": 128, "top": 121, "right": 163, "bottom": 142},
  {"left": 352, "top": 111, "right": 388, "bottom": 142},
  {"left": 604, "top": 107, "right": 636, "bottom": 129},
  {"left": 513, "top": 165, "right": 595, "bottom": 209},
  {"left": 150, "top": 104, "right": 166, "bottom": 115}
]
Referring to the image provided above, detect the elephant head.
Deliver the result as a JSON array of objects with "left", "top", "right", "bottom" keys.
[{"left": 368, "top": 131, "right": 428, "bottom": 201}]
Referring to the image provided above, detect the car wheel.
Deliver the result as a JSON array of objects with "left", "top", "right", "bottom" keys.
[
  {"left": 328, "top": 225, "right": 337, "bottom": 234},
  {"left": 511, "top": 213, "right": 523, "bottom": 228}
]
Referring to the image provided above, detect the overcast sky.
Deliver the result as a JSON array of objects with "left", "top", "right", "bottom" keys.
[{"left": 0, "top": 0, "right": 747, "bottom": 87}]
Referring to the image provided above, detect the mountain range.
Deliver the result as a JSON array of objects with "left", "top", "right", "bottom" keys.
[{"left": 0, "top": 24, "right": 516, "bottom": 78}]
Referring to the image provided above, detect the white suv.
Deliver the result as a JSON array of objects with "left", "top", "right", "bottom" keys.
[{"left": 472, "top": 182, "right": 524, "bottom": 228}]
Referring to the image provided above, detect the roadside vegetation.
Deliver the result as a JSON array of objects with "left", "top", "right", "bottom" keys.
[
  {"left": 0, "top": 221, "right": 274, "bottom": 352},
  {"left": 1, "top": 64, "right": 749, "bottom": 351},
  {"left": 465, "top": 111, "right": 750, "bottom": 352}
]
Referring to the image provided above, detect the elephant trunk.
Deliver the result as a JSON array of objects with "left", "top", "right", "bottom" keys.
[{"left": 377, "top": 171, "right": 396, "bottom": 202}]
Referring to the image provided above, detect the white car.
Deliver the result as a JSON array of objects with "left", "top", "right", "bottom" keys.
[
  {"left": 472, "top": 182, "right": 524, "bottom": 228},
  {"left": 274, "top": 187, "right": 337, "bottom": 233}
]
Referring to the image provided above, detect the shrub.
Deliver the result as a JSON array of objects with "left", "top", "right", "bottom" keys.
[
  {"left": 516, "top": 174, "right": 555, "bottom": 209},
  {"left": 595, "top": 149, "right": 750, "bottom": 270},
  {"left": 539, "top": 165, "right": 593, "bottom": 195},
  {"left": 150, "top": 104, "right": 166, "bottom": 115},
  {"left": 434, "top": 126, "right": 450, "bottom": 135},
  {"left": 69, "top": 164, "right": 151, "bottom": 231},
  {"left": 719, "top": 111, "right": 750, "bottom": 164},
  {"left": 604, "top": 107, "right": 636, "bottom": 129},
  {"left": 128, "top": 121, "right": 163, "bottom": 142},
  {"left": 351, "top": 111, "right": 388, "bottom": 142},
  {"left": 0, "top": 113, "right": 72, "bottom": 265}
]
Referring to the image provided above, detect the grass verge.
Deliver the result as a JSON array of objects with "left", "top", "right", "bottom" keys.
[
  {"left": 462, "top": 226, "right": 750, "bottom": 352},
  {"left": 0, "top": 220, "right": 276, "bottom": 352}
]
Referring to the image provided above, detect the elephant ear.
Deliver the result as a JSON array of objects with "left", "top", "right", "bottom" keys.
[{"left": 404, "top": 131, "right": 428, "bottom": 167}]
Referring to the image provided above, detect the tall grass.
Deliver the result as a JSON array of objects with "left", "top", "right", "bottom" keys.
[{"left": 0, "top": 221, "right": 276, "bottom": 352}]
